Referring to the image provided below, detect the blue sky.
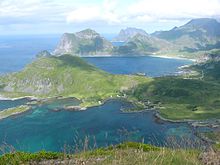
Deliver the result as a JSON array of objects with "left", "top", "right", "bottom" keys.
[{"left": 0, "top": 0, "right": 220, "bottom": 35}]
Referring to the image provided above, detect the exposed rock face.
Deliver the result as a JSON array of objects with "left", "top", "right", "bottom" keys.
[
  {"left": 199, "top": 51, "right": 220, "bottom": 62},
  {"left": 113, "top": 27, "right": 148, "bottom": 42},
  {"left": 75, "top": 29, "right": 100, "bottom": 39},
  {"left": 54, "top": 29, "right": 113, "bottom": 56},
  {"left": 152, "top": 18, "right": 220, "bottom": 52},
  {"left": 36, "top": 50, "right": 51, "bottom": 58}
]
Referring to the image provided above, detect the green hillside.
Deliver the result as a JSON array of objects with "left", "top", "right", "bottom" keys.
[
  {"left": 127, "top": 57, "right": 220, "bottom": 120},
  {"left": 0, "top": 54, "right": 150, "bottom": 107},
  {"left": 114, "top": 34, "right": 175, "bottom": 55},
  {"left": 153, "top": 18, "right": 220, "bottom": 53}
]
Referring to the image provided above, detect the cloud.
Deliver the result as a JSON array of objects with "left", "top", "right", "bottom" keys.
[
  {"left": 1, "top": 0, "right": 220, "bottom": 26},
  {"left": 66, "top": 0, "right": 220, "bottom": 25},
  {"left": 66, "top": 0, "right": 121, "bottom": 24},
  {"left": 0, "top": 0, "right": 220, "bottom": 34},
  {"left": 128, "top": 0, "right": 220, "bottom": 21},
  {"left": 0, "top": 0, "right": 71, "bottom": 24}
]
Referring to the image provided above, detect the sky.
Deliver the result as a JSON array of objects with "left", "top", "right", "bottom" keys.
[{"left": 0, "top": 0, "right": 220, "bottom": 35}]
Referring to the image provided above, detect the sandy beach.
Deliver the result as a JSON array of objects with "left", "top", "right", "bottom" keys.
[
  {"left": 0, "top": 94, "right": 37, "bottom": 101},
  {"left": 149, "top": 54, "right": 196, "bottom": 62}
]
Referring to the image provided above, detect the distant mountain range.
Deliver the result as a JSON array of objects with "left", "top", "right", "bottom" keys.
[
  {"left": 53, "top": 18, "right": 220, "bottom": 59},
  {"left": 152, "top": 18, "right": 220, "bottom": 52}
]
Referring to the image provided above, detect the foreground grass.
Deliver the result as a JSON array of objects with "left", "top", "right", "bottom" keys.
[{"left": 0, "top": 142, "right": 202, "bottom": 165}]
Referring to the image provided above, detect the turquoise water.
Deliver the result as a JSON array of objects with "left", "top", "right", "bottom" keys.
[
  {"left": 0, "top": 98, "right": 31, "bottom": 111},
  {"left": 0, "top": 99, "right": 202, "bottom": 153}
]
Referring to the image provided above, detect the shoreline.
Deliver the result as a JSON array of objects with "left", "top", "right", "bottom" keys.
[
  {"left": 73, "top": 54, "right": 196, "bottom": 61},
  {"left": 0, "top": 95, "right": 37, "bottom": 101},
  {"left": 0, "top": 94, "right": 217, "bottom": 124},
  {"left": 148, "top": 54, "right": 196, "bottom": 62},
  {"left": 0, "top": 105, "right": 31, "bottom": 120},
  {"left": 0, "top": 94, "right": 218, "bottom": 145}
]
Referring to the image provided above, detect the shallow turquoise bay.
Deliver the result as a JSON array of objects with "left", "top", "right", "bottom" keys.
[{"left": 0, "top": 99, "right": 204, "bottom": 153}]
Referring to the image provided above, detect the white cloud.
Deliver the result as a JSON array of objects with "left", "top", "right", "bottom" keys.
[
  {"left": 0, "top": 0, "right": 40, "bottom": 17},
  {"left": 67, "top": 7, "right": 100, "bottom": 23},
  {"left": 66, "top": 0, "right": 121, "bottom": 24},
  {"left": 128, "top": 0, "right": 220, "bottom": 21},
  {"left": 0, "top": 0, "right": 73, "bottom": 24},
  {"left": 0, "top": 0, "right": 220, "bottom": 34},
  {"left": 66, "top": 0, "right": 220, "bottom": 25}
]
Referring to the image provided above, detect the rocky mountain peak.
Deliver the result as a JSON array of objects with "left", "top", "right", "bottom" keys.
[
  {"left": 75, "top": 29, "right": 100, "bottom": 39},
  {"left": 113, "top": 27, "right": 148, "bottom": 42}
]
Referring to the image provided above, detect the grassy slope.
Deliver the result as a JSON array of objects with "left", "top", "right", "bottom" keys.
[
  {"left": 128, "top": 58, "right": 220, "bottom": 120},
  {"left": 129, "top": 77, "right": 220, "bottom": 120},
  {"left": 0, "top": 55, "right": 150, "bottom": 107},
  {"left": 0, "top": 142, "right": 201, "bottom": 165}
]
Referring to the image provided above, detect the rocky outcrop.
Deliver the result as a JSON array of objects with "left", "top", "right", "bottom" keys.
[
  {"left": 113, "top": 27, "right": 148, "bottom": 42},
  {"left": 54, "top": 29, "right": 113, "bottom": 56},
  {"left": 36, "top": 50, "right": 51, "bottom": 58}
]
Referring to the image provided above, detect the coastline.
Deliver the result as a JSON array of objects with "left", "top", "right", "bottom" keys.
[
  {"left": 2, "top": 94, "right": 218, "bottom": 125},
  {"left": 0, "top": 105, "right": 31, "bottom": 120},
  {"left": 72, "top": 53, "right": 196, "bottom": 61},
  {"left": 0, "top": 94, "right": 37, "bottom": 101},
  {"left": 0, "top": 94, "right": 218, "bottom": 145},
  {"left": 148, "top": 54, "right": 196, "bottom": 62}
]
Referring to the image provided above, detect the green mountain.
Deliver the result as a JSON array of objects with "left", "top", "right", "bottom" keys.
[
  {"left": 127, "top": 55, "right": 220, "bottom": 120},
  {"left": 0, "top": 54, "right": 149, "bottom": 107},
  {"left": 114, "top": 33, "right": 174, "bottom": 55},
  {"left": 192, "top": 53, "right": 220, "bottom": 81},
  {"left": 152, "top": 18, "right": 220, "bottom": 52},
  {"left": 54, "top": 29, "right": 113, "bottom": 56}
]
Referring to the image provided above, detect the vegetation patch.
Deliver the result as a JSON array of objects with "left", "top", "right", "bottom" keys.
[
  {"left": 0, "top": 142, "right": 202, "bottom": 165},
  {"left": 0, "top": 105, "right": 30, "bottom": 120},
  {"left": 0, "top": 151, "right": 65, "bottom": 165}
]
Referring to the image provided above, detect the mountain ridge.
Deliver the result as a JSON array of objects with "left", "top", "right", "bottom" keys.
[
  {"left": 152, "top": 18, "right": 220, "bottom": 52},
  {"left": 53, "top": 18, "right": 220, "bottom": 59}
]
